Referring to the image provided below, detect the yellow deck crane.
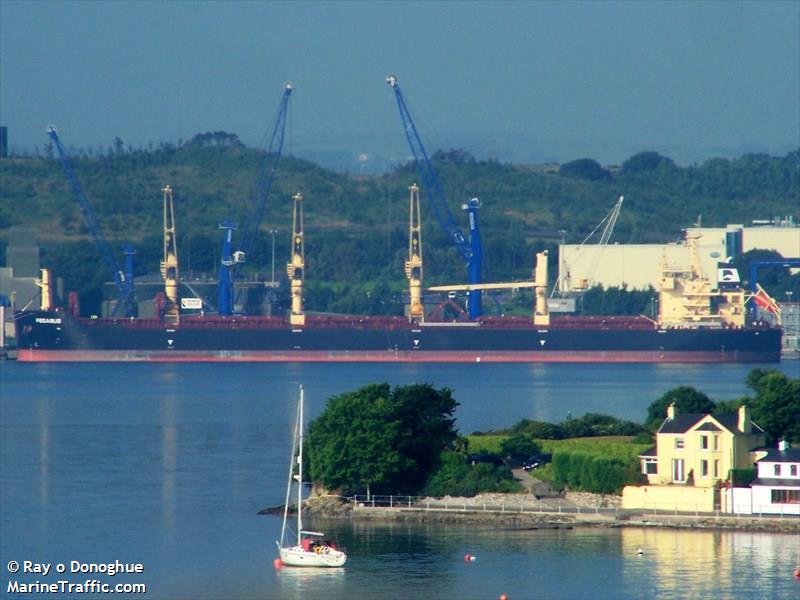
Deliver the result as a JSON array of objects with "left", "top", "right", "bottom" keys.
[
  {"left": 287, "top": 193, "right": 306, "bottom": 326},
  {"left": 428, "top": 251, "right": 551, "bottom": 326},
  {"left": 405, "top": 184, "right": 425, "bottom": 322},
  {"left": 160, "top": 185, "right": 180, "bottom": 325}
]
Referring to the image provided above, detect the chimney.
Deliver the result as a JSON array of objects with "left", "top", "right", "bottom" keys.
[
  {"left": 738, "top": 405, "right": 752, "bottom": 434},
  {"left": 778, "top": 440, "right": 789, "bottom": 452},
  {"left": 666, "top": 403, "right": 676, "bottom": 420}
]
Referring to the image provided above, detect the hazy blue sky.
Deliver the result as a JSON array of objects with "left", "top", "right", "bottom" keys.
[{"left": 1, "top": 1, "right": 798, "bottom": 169}]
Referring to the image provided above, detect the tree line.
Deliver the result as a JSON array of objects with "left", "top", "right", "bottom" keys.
[
  {"left": 1, "top": 138, "right": 797, "bottom": 315},
  {"left": 306, "top": 368, "right": 798, "bottom": 498}
]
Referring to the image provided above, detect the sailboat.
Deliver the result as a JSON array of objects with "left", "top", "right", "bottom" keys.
[{"left": 276, "top": 386, "right": 347, "bottom": 568}]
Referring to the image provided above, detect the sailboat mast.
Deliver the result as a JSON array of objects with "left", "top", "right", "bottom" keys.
[
  {"left": 280, "top": 388, "right": 301, "bottom": 548},
  {"left": 297, "top": 385, "right": 304, "bottom": 547}
]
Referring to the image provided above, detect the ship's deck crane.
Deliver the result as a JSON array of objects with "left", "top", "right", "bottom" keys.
[
  {"left": 218, "top": 84, "right": 293, "bottom": 316},
  {"left": 386, "top": 75, "right": 484, "bottom": 319},
  {"left": 160, "top": 185, "right": 180, "bottom": 325},
  {"left": 428, "top": 251, "right": 550, "bottom": 326},
  {"left": 405, "top": 184, "right": 424, "bottom": 322},
  {"left": 286, "top": 193, "right": 305, "bottom": 326},
  {"left": 47, "top": 127, "right": 136, "bottom": 317}
]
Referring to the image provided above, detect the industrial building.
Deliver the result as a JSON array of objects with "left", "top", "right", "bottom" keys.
[{"left": 558, "top": 222, "right": 800, "bottom": 293}]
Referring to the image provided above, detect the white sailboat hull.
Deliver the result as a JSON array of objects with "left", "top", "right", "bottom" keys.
[{"left": 279, "top": 545, "right": 347, "bottom": 567}]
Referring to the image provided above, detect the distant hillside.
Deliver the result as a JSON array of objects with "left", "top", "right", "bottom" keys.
[{"left": 1, "top": 138, "right": 797, "bottom": 314}]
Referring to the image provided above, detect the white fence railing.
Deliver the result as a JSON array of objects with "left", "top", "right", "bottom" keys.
[{"left": 347, "top": 494, "right": 800, "bottom": 519}]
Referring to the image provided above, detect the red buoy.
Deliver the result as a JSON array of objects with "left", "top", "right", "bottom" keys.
[
  {"left": 500, "top": 595, "right": 509, "bottom": 600},
  {"left": 273, "top": 558, "right": 283, "bottom": 570},
  {"left": 793, "top": 567, "right": 800, "bottom": 579}
]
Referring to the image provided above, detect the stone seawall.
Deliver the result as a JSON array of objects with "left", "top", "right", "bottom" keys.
[{"left": 303, "top": 494, "right": 800, "bottom": 534}]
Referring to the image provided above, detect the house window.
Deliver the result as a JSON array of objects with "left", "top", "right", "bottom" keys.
[
  {"left": 791, "top": 464, "right": 797, "bottom": 477},
  {"left": 701, "top": 435, "right": 708, "bottom": 450},
  {"left": 714, "top": 460, "right": 720, "bottom": 479},
  {"left": 701, "top": 460, "right": 709, "bottom": 478},
  {"left": 713, "top": 435, "right": 719, "bottom": 450},
  {"left": 641, "top": 459, "right": 657, "bottom": 475},
  {"left": 675, "top": 438, "right": 684, "bottom": 450},
  {"left": 774, "top": 464, "right": 781, "bottom": 477},
  {"left": 771, "top": 489, "right": 800, "bottom": 504},
  {"left": 672, "top": 458, "right": 685, "bottom": 482}
]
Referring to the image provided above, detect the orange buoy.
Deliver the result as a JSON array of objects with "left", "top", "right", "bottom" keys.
[
  {"left": 500, "top": 595, "right": 509, "bottom": 600},
  {"left": 793, "top": 567, "right": 800, "bottom": 578},
  {"left": 464, "top": 553, "right": 471, "bottom": 562},
  {"left": 273, "top": 558, "right": 283, "bottom": 570}
]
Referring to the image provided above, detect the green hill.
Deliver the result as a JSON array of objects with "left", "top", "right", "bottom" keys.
[{"left": 1, "top": 137, "right": 797, "bottom": 315}]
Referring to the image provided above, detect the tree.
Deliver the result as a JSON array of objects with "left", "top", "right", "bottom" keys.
[
  {"left": 508, "top": 419, "right": 565, "bottom": 440},
  {"left": 746, "top": 370, "right": 800, "bottom": 443},
  {"left": 620, "top": 151, "right": 676, "bottom": 175},
  {"left": 562, "top": 413, "right": 644, "bottom": 437},
  {"left": 500, "top": 435, "right": 541, "bottom": 466},
  {"left": 307, "top": 383, "right": 458, "bottom": 495},
  {"left": 559, "top": 158, "right": 612, "bottom": 181},
  {"left": 645, "top": 386, "right": 715, "bottom": 430},
  {"left": 422, "top": 452, "right": 519, "bottom": 497}
]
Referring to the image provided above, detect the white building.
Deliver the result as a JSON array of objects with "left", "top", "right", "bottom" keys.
[{"left": 726, "top": 443, "right": 800, "bottom": 516}]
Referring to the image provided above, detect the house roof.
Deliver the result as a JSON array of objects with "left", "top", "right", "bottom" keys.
[
  {"left": 658, "top": 414, "right": 708, "bottom": 434},
  {"left": 714, "top": 413, "right": 765, "bottom": 434},
  {"left": 751, "top": 478, "right": 800, "bottom": 487},
  {"left": 695, "top": 422, "right": 721, "bottom": 431},
  {"left": 657, "top": 412, "right": 764, "bottom": 435},
  {"left": 757, "top": 447, "right": 800, "bottom": 463},
  {"left": 638, "top": 446, "right": 657, "bottom": 458}
]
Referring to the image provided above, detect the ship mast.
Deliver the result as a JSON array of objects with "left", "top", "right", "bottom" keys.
[
  {"left": 405, "top": 184, "right": 424, "bottom": 323},
  {"left": 160, "top": 185, "right": 180, "bottom": 325},
  {"left": 287, "top": 192, "right": 306, "bottom": 326}
]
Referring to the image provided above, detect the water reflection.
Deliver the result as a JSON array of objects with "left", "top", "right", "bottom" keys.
[
  {"left": 161, "top": 424, "right": 177, "bottom": 541},
  {"left": 276, "top": 564, "right": 346, "bottom": 597},
  {"left": 620, "top": 528, "right": 800, "bottom": 599}
]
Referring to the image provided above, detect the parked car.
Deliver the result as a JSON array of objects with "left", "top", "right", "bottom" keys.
[{"left": 522, "top": 453, "right": 552, "bottom": 472}]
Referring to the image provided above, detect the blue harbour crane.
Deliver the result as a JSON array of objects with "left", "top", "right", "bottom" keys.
[
  {"left": 386, "top": 75, "right": 484, "bottom": 318},
  {"left": 217, "top": 220, "right": 239, "bottom": 317},
  {"left": 749, "top": 259, "right": 800, "bottom": 293},
  {"left": 47, "top": 127, "right": 137, "bottom": 317},
  {"left": 218, "top": 83, "right": 293, "bottom": 316}
]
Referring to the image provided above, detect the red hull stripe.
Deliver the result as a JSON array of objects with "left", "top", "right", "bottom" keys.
[{"left": 16, "top": 349, "right": 778, "bottom": 364}]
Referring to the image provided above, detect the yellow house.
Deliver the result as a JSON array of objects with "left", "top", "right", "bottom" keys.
[{"left": 623, "top": 404, "right": 765, "bottom": 511}]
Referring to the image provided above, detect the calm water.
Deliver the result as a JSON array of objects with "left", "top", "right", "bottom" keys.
[{"left": 1, "top": 362, "right": 799, "bottom": 599}]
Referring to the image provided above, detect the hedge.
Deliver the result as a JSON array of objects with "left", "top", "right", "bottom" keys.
[{"left": 551, "top": 450, "right": 643, "bottom": 494}]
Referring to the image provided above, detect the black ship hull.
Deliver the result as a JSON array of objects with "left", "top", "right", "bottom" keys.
[{"left": 14, "top": 311, "right": 782, "bottom": 363}]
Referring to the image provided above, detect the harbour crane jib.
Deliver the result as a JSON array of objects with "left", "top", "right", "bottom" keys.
[
  {"left": 218, "top": 83, "right": 293, "bottom": 316},
  {"left": 47, "top": 126, "right": 136, "bottom": 317},
  {"left": 386, "top": 75, "right": 484, "bottom": 319}
]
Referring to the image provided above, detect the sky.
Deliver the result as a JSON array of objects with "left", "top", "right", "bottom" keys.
[{"left": 1, "top": 0, "right": 798, "bottom": 171}]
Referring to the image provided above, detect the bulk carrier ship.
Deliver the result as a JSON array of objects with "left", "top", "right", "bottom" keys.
[{"left": 14, "top": 186, "right": 782, "bottom": 363}]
